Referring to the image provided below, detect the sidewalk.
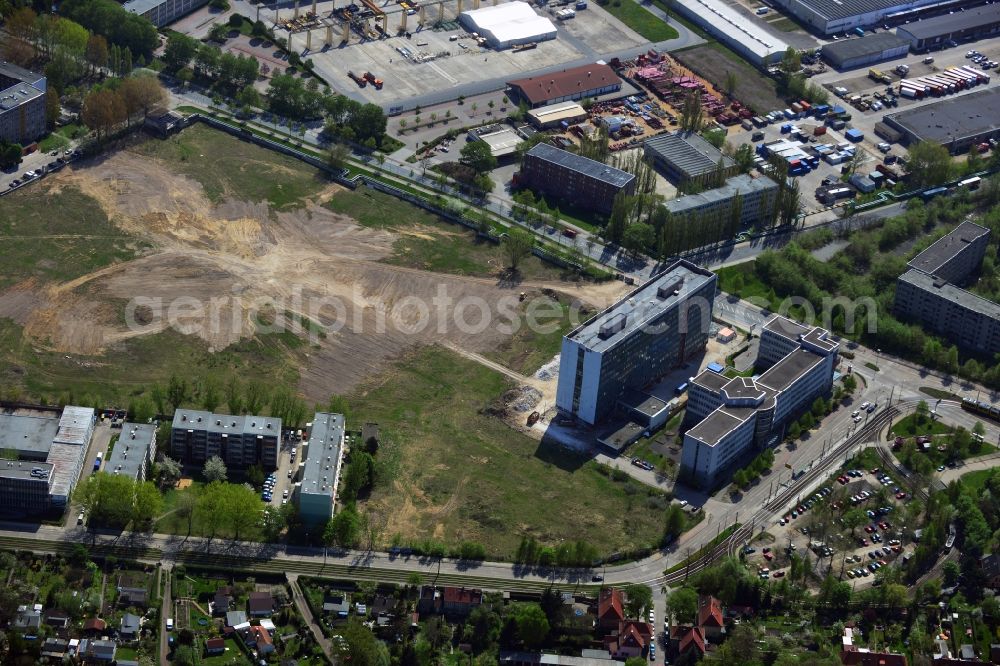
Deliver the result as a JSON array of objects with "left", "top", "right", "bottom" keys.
[{"left": 287, "top": 573, "right": 336, "bottom": 664}]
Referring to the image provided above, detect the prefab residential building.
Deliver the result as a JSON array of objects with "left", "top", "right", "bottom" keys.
[
  {"left": 520, "top": 143, "right": 636, "bottom": 215},
  {"left": 170, "top": 410, "right": 281, "bottom": 470},
  {"left": 297, "top": 412, "right": 346, "bottom": 526}
]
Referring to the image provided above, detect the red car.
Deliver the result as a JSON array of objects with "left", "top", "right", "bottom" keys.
[
  {"left": 772, "top": 570, "right": 785, "bottom": 578},
  {"left": 891, "top": 545, "right": 902, "bottom": 553},
  {"left": 858, "top": 538, "right": 868, "bottom": 547},
  {"left": 864, "top": 525, "right": 875, "bottom": 533},
  {"left": 838, "top": 476, "right": 849, "bottom": 484},
  {"left": 896, "top": 491, "right": 907, "bottom": 500},
  {"left": 763, "top": 552, "right": 773, "bottom": 561},
  {"left": 878, "top": 521, "right": 891, "bottom": 530}
]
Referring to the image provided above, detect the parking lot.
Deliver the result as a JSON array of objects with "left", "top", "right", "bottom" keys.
[
  {"left": 742, "top": 464, "right": 914, "bottom": 589},
  {"left": 260, "top": 434, "right": 304, "bottom": 507},
  {"left": 1, "top": 148, "right": 77, "bottom": 194}
]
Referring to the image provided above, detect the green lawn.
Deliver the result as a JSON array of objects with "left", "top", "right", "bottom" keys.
[
  {"left": 130, "top": 123, "right": 327, "bottom": 208},
  {"left": 0, "top": 184, "right": 143, "bottom": 290},
  {"left": 960, "top": 468, "right": 995, "bottom": 494},
  {"left": 597, "top": 0, "right": 679, "bottom": 42},
  {"left": 891, "top": 414, "right": 951, "bottom": 437},
  {"left": 352, "top": 345, "right": 671, "bottom": 558},
  {"left": 39, "top": 133, "right": 70, "bottom": 152},
  {"left": 325, "top": 188, "right": 574, "bottom": 281}
]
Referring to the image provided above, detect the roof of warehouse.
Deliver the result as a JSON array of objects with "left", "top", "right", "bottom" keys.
[
  {"left": 821, "top": 32, "right": 910, "bottom": 62},
  {"left": 884, "top": 87, "right": 1000, "bottom": 144},
  {"left": 897, "top": 4, "right": 1000, "bottom": 40},
  {"left": 908, "top": 220, "right": 990, "bottom": 276},
  {"left": 0, "top": 413, "right": 60, "bottom": 455},
  {"left": 460, "top": 1, "right": 556, "bottom": 45},
  {"left": 526, "top": 143, "right": 636, "bottom": 188},
  {"left": 801, "top": 0, "right": 930, "bottom": 22},
  {"left": 682, "top": 0, "right": 789, "bottom": 60},
  {"left": 644, "top": 131, "right": 735, "bottom": 179},
  {"left": 122, "top": 0, "right": 172, "bottom": 15},
  {"left": 508, "top": 63, "right": 621, "bottom": 106}
]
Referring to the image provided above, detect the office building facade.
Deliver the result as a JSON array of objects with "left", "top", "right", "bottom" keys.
[
  {"left": 297, "top": 412, "right": 346, "bottom": 526},
  {"left": 556, "top": 261, "right": 718, "bottom": 425},
  {"left": 170, "top": 410, "right": 281, "bottom": 470},
  {"left": 894, "top": 221, "right": 1000, "bottom": 356},
  {"left": 521, "top": 143, "right": 637, "bottom": 215},
  {"left": 663, "top": 174, "right": 778, "bottom": 230},
  {"left": 680, "top": 317, "right": 838, "bottom": 489}
]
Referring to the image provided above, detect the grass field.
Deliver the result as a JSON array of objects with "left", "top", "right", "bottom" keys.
[
  {"left": 674, "top": 44, "right": 784, "bottom": 115},
  {"left": 960, "top": 468, "right": 995, "bottom": 494},
  {"left": 352, "top": 345, "right": 669, "bottom": 558},
  {"left": 130, "top": 123, "right": 327, "bottom": 208},
  {"left": 891, "top": 414, "right": 952, "bottom": 437},
  {"left": 0, "top": 185, "right": 144, "bottom": 290},
  {"left": 325, "top": 188, "right": 573, "bottom": 280},
  {"left": 598, "top": 0, "right": 679, "bottom": 42}
]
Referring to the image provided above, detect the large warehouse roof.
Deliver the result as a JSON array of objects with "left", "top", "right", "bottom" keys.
[
  {"left": 644, "top": 131, "right": 735, "bottom": 179},
  {"left": 897, "top": 4, "right": 1000, "bottom": 40},
  {"left": 822, "top": 32, "right": 909, "bottom": 64},
  {"left": 508, "top": 63, "right": 620, "bottom": 107},
  {"left": 884, "top": 87, "right": 1000, "bottom": 145},
  {"left": 800, "top": 0, "right": 923, "bottom": 22},
  {"left": 460, "top": 2, "right": 557, "bottom": 46},
  {"left": 678, "top": 0, "right": 789, "bottom": 63}
]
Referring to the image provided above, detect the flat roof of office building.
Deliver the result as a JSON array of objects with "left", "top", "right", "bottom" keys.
[
  {"left": 758, "top": 348, "right": 826, "bottom": 392},
  {"left": 301, "top": 412, "right": 344, "bottom": 498},
  {"left": 597, "top": 420, "right": 646, "bottom": 452},
  {"left": 105, "top": 423, "right": 156, "bottom": 480},
  {"left": 907, "top": 220, "right": 990, "bottom": 276},
  {"left": 54, "top": 406, "right": 94, "bottom": 446},
  {"left": 691, "top": 368, "right": 730, "bottom": 393},
  {"left": 0, "top": 413, "right": 60, "bottom": 456},
  {"left": 821, "top": 32, "right": 909, "bottom": 63},
  {"left": 897, "top": 4, "right": 1000, "bottom": 40},
  {"left": 663, "top": 174, "right": 777, "bottom": 215},
  {"left": 884, "top": 87, "right": 1000, "bottom": 145},
  {"left": 644, "top": 132, "right": 736, "bottom": 179},
  {"left": 684, "top": 407, "right": 750, "bottom": 447},
  {"left": 899, "top": 268, "right": 1000, "bottom": 319},
  {"left": 565, "top": 260, "right": 716, "bottom": 354},
  {"left": 47, "top": 442, "right": 86, "bottom": 501},
  {"left": 0, "top": 460, "right": 53, "bottom": 482},
  {"left": 619, "top": 389, "right": 672, "bottom": 418},
  {"left": 763, "top": 314, "right": 809, "bottom": 342},
  {"left": 527, "top": 143, "right": 636, "bottom": 188}
]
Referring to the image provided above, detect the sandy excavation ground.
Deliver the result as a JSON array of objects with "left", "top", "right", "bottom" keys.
[{"left": 0, "top": 147, "right": 627, "bottom": 403}]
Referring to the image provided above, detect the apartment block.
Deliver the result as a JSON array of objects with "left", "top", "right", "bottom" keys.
[
  {"left": 663, "top": 174, "right": 778, "bottom": 229},
  {"left": 297, "top": 412, "right": 346, "bottom": 526},
  {"left": 170, "top": 410, "right": 281, "bottom": 470},
  {"left": 104, "top": 423, "right": 157, "bottom": 482},
  {"left": 893, "top": 221, "right": 1000, "bottom": 356},
  {"left": 0, "top": 63, "right": 46, "bottom": 145},
  {"left": 556, "top": 260, "right": 718, "bottom": 425},
  {"left": 680, "top": 317, "right": 838, "bottom": 489},
  {"left": 520, "top": 143, "right": 636, "bottom": 215}
]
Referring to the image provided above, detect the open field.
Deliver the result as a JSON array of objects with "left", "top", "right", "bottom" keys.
[
  {"left": 352, "top": 345, "right": 669, "bottom": 557},
  {"left": 673, "top": 43, "right": 783, "bottom": 114},
  {"left": 0, "top": 125, "right": 612, "bottom": 407},
  {"left": 595, "top": 0, "right": 678, "bottom": 42}
]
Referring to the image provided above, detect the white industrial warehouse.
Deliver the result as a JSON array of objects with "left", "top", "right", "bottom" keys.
[{"left": 459, "top": 1, "right": 558, "bottom": 49}]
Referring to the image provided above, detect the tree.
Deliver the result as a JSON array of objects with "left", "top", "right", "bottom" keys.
[
  {"left": 243, "top": 381, "right": 269, "bottom": 415},
  {"left": 513, "top": 603, "right": 549, "bottom": 647},
  {"left": 460, "top": 140, "right": 498, "bottom": 174},
  {"left": 906, "top": 141, "right": 953, "bottom": 188},
  {"left": 166, "top": 375, "right": 189, "bottom": 413},
  {"left": 340, "top": 618, "right": 390, "bottom": 666},
  {"left": 326, "top": 141, "right": 350, "bottom": 171},
  {"left": 680, "top": 90, "right": 703, "bottom": 133},
  {"left": 85, "top": 34, "right": 109, "bottom": 75},
  {"left": 665, "top": 504, "right": 686, "bottom": 539},
  {"left": 203, "top": 455, "right": 228, "bottom": 483},
  {"left": 81, "top": 88, "right": 126, "bottom": 140},
  {"left": 501, "top": 228, "right": 534, "bottom": 272},
  {"left": 175, "top": 489, "right": 197, "bottom": 535},
  {"left": 0, "top": 141, "right": 22, "bottom": 170},
  {"left": 943, "top": 560, "right": 960, "bottom": 587},
  {"left": 843, "top": 507, "right": 865, "bottom": 536},
  {"left": 624, "top": 584, "right": 653, "bottom": 618},
  {"left": 225, "top": 377, "right": 243, "bottom": 414},
  {"left": 326, "top": 504, "right": 362, "bottom": 547},
  {"left": 61, "top": 0, "right": 158, "bottom": 57},
  {"left": 724, "top": 70, "right": 738, "bottom": 98},
  {"left": 733, "top": 143, "right": 755, "bottom": 174},
  {"left": 120, "top": 75, "right": 166, "bottom": 121},
  {"left": 667, "top": 586, "right": 698, "bottom": 624},
  {"left": 780, "top": 46, "right": 801, "bottom": 77},
  {"left": 622, "top": 222, "right": 654, "bottom": 257},
  {"left": 45, "top": 88, "right": 61, "bottom": 131},
  {"left": 158, "top": 455, "right": 182, "bottom": 489},
  {"left": 133, "top": 481, "right": 163, "bottom": 526}
]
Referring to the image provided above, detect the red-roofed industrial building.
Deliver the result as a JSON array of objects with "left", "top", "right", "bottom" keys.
[{"left": 507, "top": 64, "right": 622, "bottom": 108}]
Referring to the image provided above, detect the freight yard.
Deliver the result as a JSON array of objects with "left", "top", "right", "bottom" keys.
[{"left": 269, "top": 0, "right": 651, "bottom": 106}]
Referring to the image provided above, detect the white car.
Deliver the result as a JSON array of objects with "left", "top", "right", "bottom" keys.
[
  {"left": 282, "top": 489, "right": 289, "bottom": 499},
  {"left": 860, "top": 402, "right": 870, "bottom": 409},
  {"left": 854, "top": 415, "right": 863, "bottom": 423},
  {"left": 678, "top": 500, "right": 688, "bottom": 507},
  {"left": 852, "top": 410, "right": 860, "bottom": 417}
]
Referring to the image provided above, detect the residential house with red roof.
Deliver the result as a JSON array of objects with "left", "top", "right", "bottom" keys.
[
  {"left": 597, "top": 588, "right": 625, "bottom": 634},
  {"left": 697, "top": 595, "right": 725, "bottom": 641},
  {"left": 442, "top": 587, "right": 483, "bottom": 618},
  {"left": 603, "top": 620, "right": 654, "bottom": 659}
]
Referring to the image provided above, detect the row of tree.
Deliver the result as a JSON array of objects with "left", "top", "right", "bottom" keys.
[
  {"left": 731, "top": 448, "right": 776, "bottom": 490},
  {"left": 80, "top": 74, "right": 166, "bottom": 139},
  {"left": 59, "top": 0, "right": 157, "bottom": 58},
  {"left": 164, "top": 32, "right": 261, "bottom": 93},
  {"left": 513, "top": 537, "right": 599, "bottom": 567},
  {"left": 73, "top": 471, "right": 162, "bottom": 528}
]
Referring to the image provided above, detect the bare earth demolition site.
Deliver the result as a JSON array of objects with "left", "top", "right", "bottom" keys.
[{"left": 0, "top": 124, "right": 666, "bottom": 557}]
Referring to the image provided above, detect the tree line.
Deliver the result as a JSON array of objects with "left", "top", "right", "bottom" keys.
[{"left": 81, "top": 74, "right": 166, "bottom": 139}]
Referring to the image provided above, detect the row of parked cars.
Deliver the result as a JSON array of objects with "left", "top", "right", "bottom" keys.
[
  {"left": 967, "top": 50, "right": 998, "bottom": 70},
  {"left": 778, "top": 485, "right": 833, "bottom": 525},
  {"left": 6, "top": 150, "right": 79, "bottom": 190}
]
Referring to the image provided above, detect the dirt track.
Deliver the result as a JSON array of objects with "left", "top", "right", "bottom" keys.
[{"left": 0, "top": 148, "right": 625, "bottom": 402}]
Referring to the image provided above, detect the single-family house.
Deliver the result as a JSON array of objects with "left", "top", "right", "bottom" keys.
[
  {"left": 841, "top": 625, "right": 908, "bottom": 666},
  {"left": 371, "top": 593, "right": 396, "bottom": 617},
  {"left": 245, "top": 624, "right": 275, "bottom": 655},
  {"left": 697, "top": 595, "right": 725, "bottom": 641},
  {"left": 41, "top": 638, "right": 69, "bottom": 658},
  {"left": 442, "top": 587, "right": 482, "bottom": 618},
  {"left": 417, "top": 586, "right": 441, "bottom": 617},
  {"left": 44, "top": 609, "right": 71, "bottom": 629},
  {"left": 248, "top": 591, "right": 274, "bottom": 617},
  {"left": 205, "top": 637, "right": 226, "bottom": 655},
  {"left": 979, "top": 553, "right": 1000, "bottom": 589},
  {"left": 213, "top": 587, "right": 234, "bottom": 615},
  {"left": 119, "top": 612, "right": 141, "bottom": 641},
  {"left": 83, "top": 617, "right": 107, "bottom": 634},
  {"left": 118, "top": 586, "right": 148, "bottom": 608},
  {"left": 13, "top": 606, "right": 41, "bottom": 631},
  {"left": 669, "top": 626, "right": 706, "bottom": 659},
  {"left": 597, "top": 588, "right": 625, "bottom": 633},
  {"left": 604, "top": 620, "right": 653, "bottom": 659},
  {"left": 226, "top": 610, "right": 248, "bottom": 627},
  {"left": 81, "top": 638, "right": 118, "bottom": 662},
  {"left": 323, "top": 594, "right": 350, "bottom": 617}
]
